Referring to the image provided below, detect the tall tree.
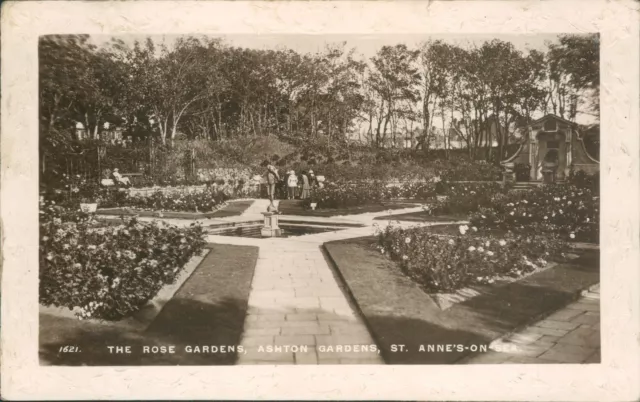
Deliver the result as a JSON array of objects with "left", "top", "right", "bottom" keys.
[
  {"left": 547, "top": 34, "right": 599, "bottom": 120},
  {"left": 368, "top": 44, "right": 421, "bottom": 147}
]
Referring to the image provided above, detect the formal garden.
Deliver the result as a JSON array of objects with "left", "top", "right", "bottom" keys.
[{"left": 38, "top": 33, "right": 600, "bottom": 365}]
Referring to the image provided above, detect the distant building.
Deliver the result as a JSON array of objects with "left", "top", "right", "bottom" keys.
[{"left": 501, "top": 114, "right": 599, "bottom": 182}]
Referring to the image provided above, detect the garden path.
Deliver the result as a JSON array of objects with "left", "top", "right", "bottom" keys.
[
  {"left": 463, "top": 284, "right": 601, "bottom": 364},
  {"left": 115, "top": 200, "right": 464, "bottom": 364},
  {"left": 207, "top": 219, "right": 460, "bottom": 365}
]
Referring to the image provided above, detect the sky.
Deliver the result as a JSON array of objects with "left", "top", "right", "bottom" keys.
[{"left": 90, "top": 33, "right": 562, "bottom": 59}]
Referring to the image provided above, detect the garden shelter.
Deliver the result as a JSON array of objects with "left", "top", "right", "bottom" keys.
[{"left": 501, "top": 114, "right": 599, "bottom": 183}]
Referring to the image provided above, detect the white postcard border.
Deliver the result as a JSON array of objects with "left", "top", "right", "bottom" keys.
[{"left": 1, "top": 1, "right": 638, "bottom": 400}]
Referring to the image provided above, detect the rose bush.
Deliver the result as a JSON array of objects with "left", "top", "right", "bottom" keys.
[
  {"left": 376, "top": 223, "right": 568, "bottom": 293},
  {"left": 39, "top": 200, "right": 207, "bottom": 320},
  {"left": 567, "top": 170, "right": 599, "bottom": 192},
  {"left": 382, "top": 179, "right": 439, "bottom": 200},
  {"left": 302, "top": 178, "right": 439, "bottom": 209},
  {"left": 469, "top": 183, "right": 599, "bottom": 243},
  {"left": 98, "top": 186, "right": 231, "bottom": 213},
  {"left": 429, "top": 181, "right": 506, "bottom": 215},
  {"left": 304, "top": 181, "right": 387, "bottom": 209}
]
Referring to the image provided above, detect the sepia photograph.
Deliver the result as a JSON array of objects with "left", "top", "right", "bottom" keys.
[
  {"left": 38, "top": 32, "right": 601, "bottom": 366},
  {"left": 1, "top": 0, "right": 638, "bottom": 400}
]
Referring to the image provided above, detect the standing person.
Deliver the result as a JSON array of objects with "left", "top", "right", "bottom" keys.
[
  {"left": 308, "top": 169, "right": 318, "bottom": 189},
  {"left": 300, "top": 170, "right": 310, "bottom": 200},
  {"left": 265, "top": 162, "right": 280, "bottom": 201},
  {"left": 287, "top": 170, "right": 298, "bottom": 200}
]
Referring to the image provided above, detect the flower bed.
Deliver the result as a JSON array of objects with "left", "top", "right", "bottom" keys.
[
  {"left": 302, "top": 179, "right": 438, "bottom": 210},
  {"left": 97, "top": 186, "right": 231, "bottom": 213},
  {"left": 39, "top": 201, "right": 207, "bottom": 320},
  {"left": 376, "top": 223, "right": 568, "bottom": 293},
  {"left": 470, "top": 183, "right": 599, "bottom": 243},
  {"left": 427, "top": 181, "right": 505, "bottom": 216}
]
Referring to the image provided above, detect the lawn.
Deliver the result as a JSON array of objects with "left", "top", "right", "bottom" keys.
[
  {"left": 323, "top": 236, "right": 599, "bottom": 364},
  {"left": 278, "top": 199, "right": 417, "bottom": 217},
  {"left": 39, "top": 243, "right": 259, "bottom": 366}
]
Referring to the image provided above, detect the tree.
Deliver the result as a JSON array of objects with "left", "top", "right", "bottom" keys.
[
  {"left": 368, "top": 44, "right": 421, "bottom": 147},
  {"left": 547, "top": 34, "right": 599, "bottom": 120}
]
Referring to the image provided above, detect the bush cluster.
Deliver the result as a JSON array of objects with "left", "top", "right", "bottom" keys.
[
  {"left": 428, "top": 181, "right": 506, "bottom": 215},
  {"left": 39, "top": 200, "right": 207, "bottom": 320},
  {"left": 438, "top": 159, "right": 502, "bottom": 182},
  {"left": 470, "top": 183, "right": 599, "bottom": 243},
  {"left": 98, "top": 186, "right": 232, "bottom": 213},
  {"left": 376, "top": 223, "right": 568, "bottom": 293},
  {"left": 303, "top": 179, "right": 439, "bottom": 209}
]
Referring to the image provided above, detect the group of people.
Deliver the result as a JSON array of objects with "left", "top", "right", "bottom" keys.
[{"left": 265, "top": 164, "right": 320, "bottom": 201}]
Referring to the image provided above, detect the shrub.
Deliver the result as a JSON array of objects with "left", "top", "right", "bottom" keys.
[
  {"left": 469, "top": 183, "right": 599, "bottom": 243},
  {"left": 429, "top": 181, "right": 505, "bottom": 215},
  {"left": 568, "top": 170, "right": 599, "bottom": 192},
  {"left": 99, "top": 186, "right": 231, "bottom": 213},
  {"left": 376, "top": 223, "right": 568, "bottom": 293},
  {"left": 303, "top": 178, "right": 438, "bottom": 209},
  {"left": 438, "top": 159, "right": 502, "bottom": 182},
  {"left": 39, "top": 202, "right": 207, "bottom": 320},
  {"left": 305, "top": 181, "right": 387, "bottom": 209}
]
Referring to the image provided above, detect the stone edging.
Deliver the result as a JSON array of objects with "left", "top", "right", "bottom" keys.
[
  {"left": 430, "top": 253, "right": 581, "bottom": 311},
  {"left": 39, "top": 249, "right": 210, "bottom": 332}
]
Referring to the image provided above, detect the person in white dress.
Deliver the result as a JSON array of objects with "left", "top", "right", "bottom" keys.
[
  {"left": 287, "top": 170, "right": 298, "bottom": 200},
  {"left": 111, "top": 168, "right": 131, "bottom": 187}
]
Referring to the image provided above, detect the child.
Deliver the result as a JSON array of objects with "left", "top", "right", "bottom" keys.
[{"left": 287, "top": 170, "right": 298, "bottom": 200}]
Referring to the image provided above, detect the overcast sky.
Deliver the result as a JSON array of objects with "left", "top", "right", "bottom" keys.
[{"left": 90, "top": 33, "right": 562, "bottom": 58}]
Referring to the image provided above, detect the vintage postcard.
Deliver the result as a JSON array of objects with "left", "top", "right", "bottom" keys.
[{"left": 1, "top": 0, "right": 638, "bottom": 400}]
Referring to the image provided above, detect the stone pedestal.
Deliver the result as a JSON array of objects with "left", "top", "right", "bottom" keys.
[{"left": 261, "top": 212, "right": 282, "bottom": 237}]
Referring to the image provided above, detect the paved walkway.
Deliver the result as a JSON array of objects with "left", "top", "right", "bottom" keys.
[
  {"left": 465, "top": 285, "right": 600, "bottom": 364},
  {"left": 236, "top": 239, "right": 383, "bottom": 364},
  {"left": 203, "top": 203, "right": 464, "bottom": 364}
]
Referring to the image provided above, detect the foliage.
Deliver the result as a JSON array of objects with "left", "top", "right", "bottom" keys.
[
  {"left": 39, "top": 34, "right": 598, "bottom": 165},
  {"left": 428, "top": 181, "right": 505, "bottom": 215},
  {"left": 437, "top": 158, "right": 502, "bottom": 182},
  {"left": 99, "top": 186, "right": 232, "bottom": 213},
  {"left": 469, "top": 183, "right": 599, "bottom": 243},
  {"left": 548, "top": 34, "right": 600, "bottom": 118},
  {"left": 376, "top": 222, "right": 568, "bottom": 292},
  {"left": 305, "top": 181, "right": 388, "bottom": 209},
  {"left": 567, "top": 169, "right": 599, "bottom": 192},
  {"left": 39, "top": 201, "right": 207, "bottom": 320},
  {"left": 304, "top": 178, "right": 439, "bottom": 209},
  {"left": 514, "top": 163, "right": 531, "bottom": 181}
]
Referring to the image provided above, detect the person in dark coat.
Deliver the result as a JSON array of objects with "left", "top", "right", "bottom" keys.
[
  {"left": 300, "top": 170, "right": 310, "bottom": 200},
  {"left": 265, "top": 163, "right": 280, "bottom": 201},
  {"left": 308, "top": 169, "right": 318, "bottom": 189}
]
